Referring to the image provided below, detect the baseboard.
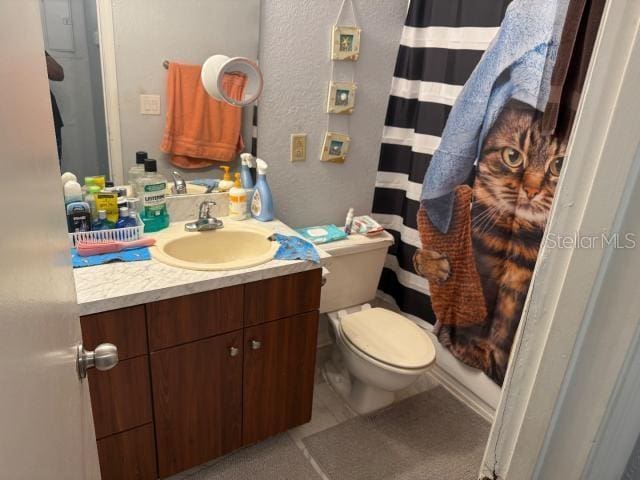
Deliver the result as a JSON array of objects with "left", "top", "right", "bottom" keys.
[{"left": 429, "top": 363, "right": 495, "bottom": 422}]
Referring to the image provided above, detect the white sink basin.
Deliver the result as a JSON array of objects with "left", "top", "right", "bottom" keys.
[{"left": 152, "top": 222, "right": 278, "bottom": 271}]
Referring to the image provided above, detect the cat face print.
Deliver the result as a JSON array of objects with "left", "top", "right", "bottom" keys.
[{"left": 474, "top": 101, "right": 567, "bottom": 232}]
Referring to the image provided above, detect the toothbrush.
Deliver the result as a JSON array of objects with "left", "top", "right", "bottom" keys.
[{"left": 76, "top": 237, "right": 156, "bottom": 257}]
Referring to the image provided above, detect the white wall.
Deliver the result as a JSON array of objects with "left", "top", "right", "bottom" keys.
[
  {"left": 258, "top": 1, "right": 502, "bottom": 412},
  {"left": 110, "top": 0, "right": 260, "bottom": 181},
  {"left": 257, "top": 0, "right": 407, "bottom": 228}
]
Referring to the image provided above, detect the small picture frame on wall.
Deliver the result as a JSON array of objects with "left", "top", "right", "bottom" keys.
[
  {"left": 320, "top": 132, "right": 351, "bottom": 163},
  {"left": 327, "top": 81, "right": 357, "bottom": 114},
  {"left": 331, "top": 25, "right": 361, "bottom": 61}
]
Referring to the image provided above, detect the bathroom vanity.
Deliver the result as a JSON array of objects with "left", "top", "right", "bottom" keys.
[{"left": 74, "top": 221, "right": 326, "bottom": 479}]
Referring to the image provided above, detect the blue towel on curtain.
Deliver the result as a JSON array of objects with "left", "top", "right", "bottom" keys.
[{"left": 421, "top": 0, "right": 569, "bottom": 233}]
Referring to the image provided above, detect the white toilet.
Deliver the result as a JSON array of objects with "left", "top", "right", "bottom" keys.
[{"left": 320, "top": 232, "right": 436, "bottom": 414}]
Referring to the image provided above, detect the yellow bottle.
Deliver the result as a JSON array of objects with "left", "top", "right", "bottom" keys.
[
  {"left": 229, "top": 173, "right": 248, "bottom": 220},
  {"left": 218, "top": 166, "right": 234, "bottom": 192}
]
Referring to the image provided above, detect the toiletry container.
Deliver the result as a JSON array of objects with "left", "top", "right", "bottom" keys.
[
  {"left": 250, "top": 158, "right": 274, "bottom": 221},
  {"left": 84, "top": 175, "right": 106, "bottom": 192},
  {"left": 319, "top": 232, "right": 436, "bottom": 414},
  {"left": 218, "top": 166, "right": 234, "bottom": 192},
  {"left": 115, "top": 207, "right": 137, "bottom": 229},
  {"left": 137, "top": 159, "right": 170, "bottom": 232},
  {"left": 240, "top": 153, "right": 255, "bottom": 211},
  {"left": 92, "top": 210, "right": 115, "bottom": 231},
  {"left": 95, "top": 190, "right": 119, "bottom": 223},
  {"left": 84, "top": 185, "right": 101, "bottom": 220},
  {"left": 61, "top": 172, "right": 77, "bottom": 186},
  {"left": 63, "top": 180, "right": 83, "bottom": 205},
  {"left": 229, "top": 173, "right": 248, "bottom": 220},
  {"left": 66, "top": 201, "right": 92, "bottom": 233},
  {"left": 128, "top": 151, "right": 148, "bottom": 194}
]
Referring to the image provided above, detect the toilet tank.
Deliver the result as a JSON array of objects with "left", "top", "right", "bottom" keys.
[{"left": 319, "top": 231, "right": 394, "bottom": 313}]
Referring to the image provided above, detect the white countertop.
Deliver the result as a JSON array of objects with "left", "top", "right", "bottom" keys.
[{"left": 74, "top": 218, "right": 330, "bottom": 316}]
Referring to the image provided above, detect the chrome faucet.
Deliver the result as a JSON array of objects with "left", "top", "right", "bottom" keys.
[
  {"left": 184, "top": 201, "right": 224, "bottom": 232},
  {"left": 172, "top": 171, "right": 187, "bottom": 195}
]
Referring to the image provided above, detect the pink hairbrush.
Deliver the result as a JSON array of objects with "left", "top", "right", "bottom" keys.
[{"left": 76, "top": 237, "right": 156, "bottom": 257}]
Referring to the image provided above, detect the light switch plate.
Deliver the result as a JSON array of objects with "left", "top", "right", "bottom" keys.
[
  {"left": 290, "top": 133, "right": 307, "bottom": 162},
  {"left": 140, "top": 94, "right": 161, "bottom": 115}
]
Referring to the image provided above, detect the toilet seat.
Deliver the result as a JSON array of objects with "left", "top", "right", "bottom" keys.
[{"left": 339, "top": 308, "right": 435, "bottom": 370}]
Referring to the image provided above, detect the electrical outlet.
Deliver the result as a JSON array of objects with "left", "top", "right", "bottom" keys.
[
  {"left": 140, "top": 94, "right": 161, "bottom": 115},
  {"left": 290, "top": 133, "right": 307, "bottom": 161}
]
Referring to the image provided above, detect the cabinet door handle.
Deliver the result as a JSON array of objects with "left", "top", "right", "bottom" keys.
[
  {"left": 229, "top": 346, "right": 240, "bottom": 357},
  {"left": 251, "top": 340, "right": 261, "bottom": 350}
]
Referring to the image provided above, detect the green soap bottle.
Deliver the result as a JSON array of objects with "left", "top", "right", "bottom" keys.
[{"left": 137, "top": 159, "right": 170, "bottom": 232}]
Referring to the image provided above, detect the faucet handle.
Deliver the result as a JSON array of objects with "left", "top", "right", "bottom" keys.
[
  {"left": 198, "top": 200, "right": 218, "bottom": 219},
  {"left": 172, "top": 171, "right": 187, "bottom": 195}
]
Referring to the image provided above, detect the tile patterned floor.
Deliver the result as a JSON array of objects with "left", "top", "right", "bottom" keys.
[{"left": 168, "top": 342, "right": 440, "bottom": 480}]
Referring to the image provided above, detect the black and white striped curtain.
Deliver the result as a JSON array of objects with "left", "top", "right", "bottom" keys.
[{"left": 372, "top": 0, "right": 511, "bottom": 326}]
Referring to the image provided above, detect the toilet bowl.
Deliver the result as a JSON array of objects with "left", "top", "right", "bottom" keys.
[
  {"left": 324, "top": 304, "right": 435, "bottom": 414},
  {"left": 318, "top": 231, "right": 436, "bottom": 414}
]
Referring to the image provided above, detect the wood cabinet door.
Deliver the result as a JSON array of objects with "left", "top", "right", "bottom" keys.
[
  {"left": 243, "top": 269, "right": 322, "bottom": 326},
  {"left": 87, "top": 356, "right": 153, "bottom": 439},
  {"left": 96, "top": 424, "right": 157, "bottom": 480},
  {"left": 151, "top": 330, "right": 243, "bottom": 478},
  {"left": 243, "top": 311, "right": 319, "bottom": 445},
  {"left": 146, "top": 285, "right": 244, "bottom": 351}
]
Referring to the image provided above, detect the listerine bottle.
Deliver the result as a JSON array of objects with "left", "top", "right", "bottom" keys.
[{"left": 136, "top": 159, "right": 170, "bottom": 232}]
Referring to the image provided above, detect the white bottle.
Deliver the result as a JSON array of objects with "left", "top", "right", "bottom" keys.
[
  {"left": 63, "top": 180, "right": 83, "bottom": 205},
  {"left": 228, "top": 173, "right": 248, "bottom": 220}
]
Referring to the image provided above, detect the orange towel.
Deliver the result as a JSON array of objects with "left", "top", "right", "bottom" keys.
[
  {"left": 160, "top": 63, "right": 246, "bottom": 168},
  {"left": 416, "top": 185, "right": 487, "bottom": 327}
]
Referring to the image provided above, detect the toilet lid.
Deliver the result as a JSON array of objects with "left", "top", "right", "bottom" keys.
[{"left": 340, "top": 308, "right": 436, "bottom": 369}]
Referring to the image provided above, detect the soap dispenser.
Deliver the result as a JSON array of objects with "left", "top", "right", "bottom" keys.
[
  {"left": 218, "top": 166, "right": 234, "bottom": 192},
  {"left": 229, "top": 173, "right": 248, "bottom": 220},
  {"left": 251, "top": 158, "right": 274, "bottom": 222}
]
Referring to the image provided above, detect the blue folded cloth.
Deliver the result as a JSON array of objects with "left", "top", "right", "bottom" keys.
[
  {"left": 70, "top": 247, "right": 151, "bottom": 268},
  {"left": 190, "top": 178, "right": 220, "bottom": 189},
  {"left": 421, "top": 0, "right": 569, "bottom": 233},
  {"left": 272, "top": 234, "right": 320, "bottom": 264}
]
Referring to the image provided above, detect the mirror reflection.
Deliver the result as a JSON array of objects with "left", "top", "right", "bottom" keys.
[
  {"left": 41, "top": 0, "right": 109, "bottom": 180},
  {"left": 41, "top": 0, "right": 261, "bottom": 190}
]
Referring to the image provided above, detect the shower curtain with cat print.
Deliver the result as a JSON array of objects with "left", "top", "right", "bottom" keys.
[
  {"left": 369, "top": 0, "right": 580, "bottom": 386},
  {"left": 413, "top": 0, "right": 575, "bottom": 385}
]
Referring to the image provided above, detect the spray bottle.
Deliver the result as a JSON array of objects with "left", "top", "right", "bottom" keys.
[{"left": 250, "top": 158, "right": 274, "bottom": 221}]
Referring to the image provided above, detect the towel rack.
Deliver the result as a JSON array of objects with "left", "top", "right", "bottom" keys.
[{"left": 163, "top": 60, "right": 170, "bottom": 69}]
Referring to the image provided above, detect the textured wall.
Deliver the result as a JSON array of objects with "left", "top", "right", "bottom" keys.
[
  {"left": 111, "top": 0, "right": 260, "bottom": 180},
  {"left": 258, "top": 0, "right": 407, "bottom": 227}
]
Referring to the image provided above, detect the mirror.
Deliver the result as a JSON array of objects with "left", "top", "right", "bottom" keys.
[
  {"left": 40, "top": 0, "right": 109, "bottom": 181},
  {"left": 40, "top": 0, "right": 261, "bottom": 187},
  {"left": 201, "top": 55, "right": 263, "bottom": 106}
]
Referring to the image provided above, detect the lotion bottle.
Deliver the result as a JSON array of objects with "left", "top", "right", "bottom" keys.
[
  {"left": 250, "top": 158, "right": 274, "bottom": 221},
  {"left": 229, "top": 173, "right": 248, "bottom": 220},
  {"left": 218, "top": 166, "right": 234, "bottom": 192}
]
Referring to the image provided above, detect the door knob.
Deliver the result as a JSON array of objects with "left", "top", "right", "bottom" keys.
[
  {"left": 229, "top": 346, "right": 240, "bottom": 357},
  {"left": 76, "top": 343, "right": 119, "bottom": 379},
  {"left": 251, "top": 340, "right": 261, "bottom": 350}
]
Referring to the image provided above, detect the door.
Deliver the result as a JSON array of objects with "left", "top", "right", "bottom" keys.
[
  {"left": 150, "top": 331, "right": 244, "bottom": 478},
  {"left": 0, "top": 1, "right": 101, "bottom": 478},
  {"left": 243, "top": 312, "right": 319, "bottom": 445}
]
